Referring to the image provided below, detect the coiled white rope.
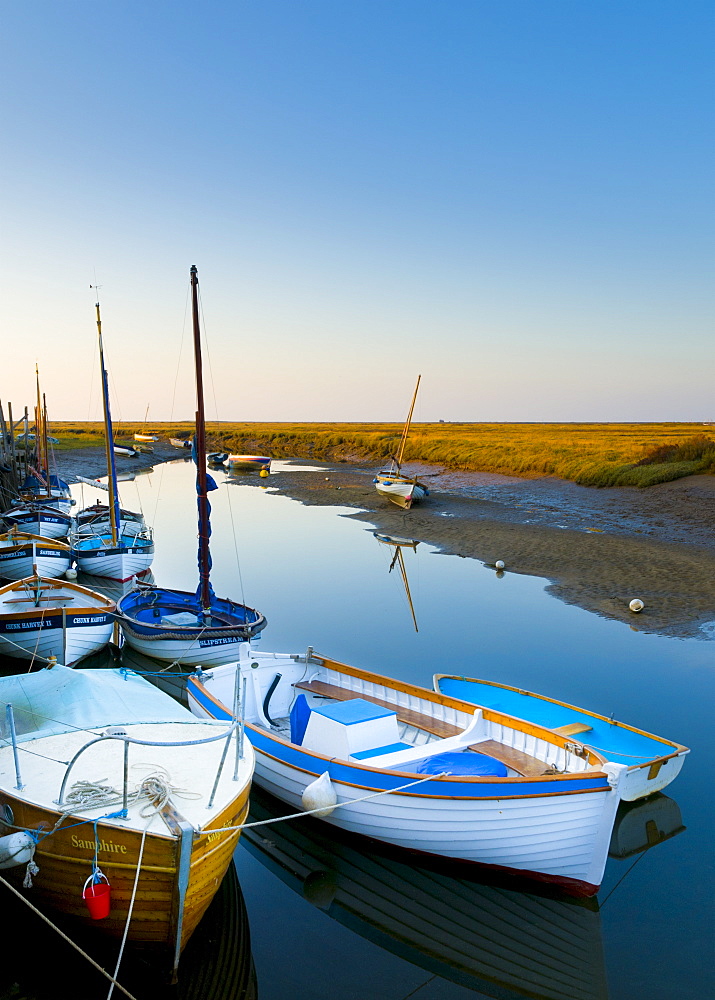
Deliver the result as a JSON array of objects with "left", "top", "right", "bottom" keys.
[{"left": 64, "top": 768, "right": 201, "bottom": 816}]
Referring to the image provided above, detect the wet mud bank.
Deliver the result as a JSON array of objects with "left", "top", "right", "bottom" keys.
[
  {"left": 255, "top": 461, "right": 715, "bottom": 640},
  {"left": 56, "top": 447, "right": 715, "bottom": 640}
]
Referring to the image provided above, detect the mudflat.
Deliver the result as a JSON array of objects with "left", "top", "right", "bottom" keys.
[{"left": 56, "top": 448, "right": 715, "bottom": 639}]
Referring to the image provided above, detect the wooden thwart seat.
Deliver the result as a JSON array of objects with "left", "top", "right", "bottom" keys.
[
  {"left": 468, "top": 739, "right": 549, "bottom": 777},
  {"left": 552, "top": 722, "right": 593, "bottom": 737},
  {"left": 294, "top": 680, "right": 461, "bottom": 739}
]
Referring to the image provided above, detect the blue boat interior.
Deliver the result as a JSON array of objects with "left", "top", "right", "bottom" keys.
[
  {"left": 74, "top": 532, "right": 153, "bottom": 552},
  {"left": 118, "top": 588, "right": 263, "bottom": 628},
  {"left": 438, "top": 677, "right": 673, "bottom": 765}
]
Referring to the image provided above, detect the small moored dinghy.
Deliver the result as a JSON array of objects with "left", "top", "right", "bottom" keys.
[
  {"left": 187, "top": 648, "right": 659, "bottom": 896},
  {"left": 0, "top": 665, "right": 254, "bottom": 978},
  {"left": 433, "top": 674, "right": 689, "bottom": 802},
  {"left": 374, "top": 376, "right": 428, "bottom": 509},
  {"left": 0, "top": 530, "right": 72, "bottom": 580},
  {"left": 0, "top": 575, "right": 114, "bottom": 665}
]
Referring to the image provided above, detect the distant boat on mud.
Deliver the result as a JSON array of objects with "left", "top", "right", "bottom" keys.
[{"left": 374, "top": 375, "right": 428, "bottom": 509}]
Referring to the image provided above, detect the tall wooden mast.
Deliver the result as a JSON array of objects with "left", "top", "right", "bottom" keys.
[
  {"left": 190, "top": 265, "right": 212, "bottom": 614},
  {"left": 394, "top": 374, "right": 421, "bottom": 471},
  {"left": 94, "top": 298, "right": 120, "bottom": 545}
]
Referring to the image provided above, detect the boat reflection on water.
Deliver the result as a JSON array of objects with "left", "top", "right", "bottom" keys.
[
  {"left": 0, "top": 861, "right": 256, "bottom": 1000},
  {"left": 373, "top": 531, "right": 420, "bottom": 632},
  {"left": 243, "top": 786, "right": 607, "bottom": 1000},
  {"left": 609, "top": 793, "right": 684, "bottom": 860},
  {"left": 242, "top": 787, "right": 685, "bottom": 1000}
]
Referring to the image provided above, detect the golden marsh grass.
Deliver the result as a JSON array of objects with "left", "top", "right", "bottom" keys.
[{"left": 47, "top": 421, "right": 715, "bottom": 487}]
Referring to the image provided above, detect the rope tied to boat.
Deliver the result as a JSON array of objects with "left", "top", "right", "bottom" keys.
[{"left": 200, "top": 770, "right": 451, "bottom": 836}]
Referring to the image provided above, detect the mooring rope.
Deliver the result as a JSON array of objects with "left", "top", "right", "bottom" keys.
[
  {"left": 105, "top": 825, "right": 148, "bottom": 1000},
  {"left": 200, "top": 771, "right": 450, "bottom": 835},
  {"left": 0, "top": 872, "right": 140, "bottom": 1000}
]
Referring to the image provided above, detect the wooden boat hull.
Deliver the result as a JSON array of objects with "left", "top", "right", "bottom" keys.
[
  {"left": 374, "top": 474, "right": 428, "bottom": 509},
  {"left": 116, "top": 587, "right": 267, "bottom": 666},
  {"left": 0, "top": 576, "right": 115, "bottom": 665},
  {"left": 434, "top": 675, "right": 689, "bottom": 802},
  {"left": 223, "top": 455, "right": 271, "bottom": 471},
  {"left": 0, "top": 788, "right": 249, "bottom": 949},
  {"left": 0, "top": 536, "right": 71, "bottom": 580}
]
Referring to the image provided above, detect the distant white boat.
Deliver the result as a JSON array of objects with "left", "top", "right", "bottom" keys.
[
  {"left": 113, "top": 444, "right": 138, "bottom": 458},
  {"left": 134, "top": 432, "right": 159, "bottom": 442},
  {"left": 374, "top": 376, "right": 428, "bottom": 509},
  {"left": 224, "top": 454, "right": 271, "bottom": 472},
  {"left": 72, "top": 298, "right": 155, "bottom": 582}
]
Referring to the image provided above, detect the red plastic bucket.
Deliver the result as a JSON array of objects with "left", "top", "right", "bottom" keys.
[{"left": 83, "top": 874, "right": 111, "bottom": 919}]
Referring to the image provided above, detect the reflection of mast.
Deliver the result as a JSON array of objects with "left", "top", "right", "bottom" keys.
[
  {"left": 375, "top": 532, "right": 419, "bottom": 632},
  {"left": 390, "top": 546, "right": 418, "bottom": 632}
]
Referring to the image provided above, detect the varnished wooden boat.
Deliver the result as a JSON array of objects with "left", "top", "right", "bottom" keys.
[{"left": 0, "top": 665, "right": 254, "bottom": 978}]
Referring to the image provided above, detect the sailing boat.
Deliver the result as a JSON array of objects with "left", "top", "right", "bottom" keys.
[
  {"left": 1, "top": 372, "right": 75, "bottom": 539},
  {"left": 18, "top": 370, "right": 74, "bottom": 514},
  {"left": 70, "top": 299, "right": 154, "bottom": 582},
  {"left": 374, "top": 375, "right": 429, "bottom": 509},
  {"left": 115, "top": 265, "right": 266, "bottom": 665}
]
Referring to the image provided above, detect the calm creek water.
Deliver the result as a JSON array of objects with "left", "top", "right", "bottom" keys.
[{"left": 1, "top": 458, "right": 712, "bottom": 1000}]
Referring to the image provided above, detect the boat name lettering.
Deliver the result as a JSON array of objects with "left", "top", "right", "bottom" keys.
[
  {"left": 71, "top": 834, "right": 127, "bottom": 854},
  {"left": 5, "top": 621, "right": 54, "bottom": 630},
  {"left": 72, "top": 615, "right": 107, "bottom": 625},
  {"left": 198, "top": 637, "right": 236, "bottom": 648}
]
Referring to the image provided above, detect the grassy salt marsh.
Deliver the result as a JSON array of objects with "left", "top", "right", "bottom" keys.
[{"left": 48, "top": 421, "right": 715, "bottom": 488}]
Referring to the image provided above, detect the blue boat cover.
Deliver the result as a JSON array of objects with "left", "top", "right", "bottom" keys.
[{"left": 412, "top": 750, "right": 508, "bottom": 777}]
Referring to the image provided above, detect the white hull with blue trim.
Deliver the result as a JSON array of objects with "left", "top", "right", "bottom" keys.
[
  {"left": 434, "top": 675, "right": 689, "bottom": 803},
  {"left": 0, "top": 575, "right": 114, "bottom": 665},
  {"left": 0, "top": 532, "right": 72, "bottom": 580},
  {"left": 374, "top": 473, "right": 429, "bottom": 509},
  {"left": 187, "top": 648, "right": 644, "bottom": 895},
  {"left": 116, "top": 586, "right": 266, "bottom": 666},
  {"left": 71, "top": 539, "right": 154, "bottom": 581},
  {"left": 1, "top": 504, "right": 73, "bottom": 540}
]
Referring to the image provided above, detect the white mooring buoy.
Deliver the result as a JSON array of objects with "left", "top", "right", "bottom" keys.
[
  {"left": 629, "top": 599, "right": 644, "bottom": 613},
  {"left": 65, "top": 567, "right": 78, "bottom": 580},
  {"left": 495, "top": 560, "right": 505, "bottom": 570}
]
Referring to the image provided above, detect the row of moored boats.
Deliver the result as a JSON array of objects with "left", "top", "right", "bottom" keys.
[{"left": 0, "top": 266, "right": 689, "bottom": 986}]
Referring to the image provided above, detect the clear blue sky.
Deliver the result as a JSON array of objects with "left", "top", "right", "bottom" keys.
[{"left": 2, "top": 1, "right": 712, "bottom": 422}]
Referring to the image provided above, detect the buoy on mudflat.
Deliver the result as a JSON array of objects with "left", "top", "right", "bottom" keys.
[
  {"left": 495, "top": 560, "right": 505, "bottom": 570},
  {"left": 629, "top": 599, "right": 644, "bottom": 613},
  {"left": 259, "top": 469, "right": 269, "bottom": 478},
  {"left": 65, "top": 568, "right": 78, "bottom": 580}
]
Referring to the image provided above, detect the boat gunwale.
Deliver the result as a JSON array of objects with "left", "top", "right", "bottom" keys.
[{"left": 188, "top": 665, "right": 612, "bottom": 789}]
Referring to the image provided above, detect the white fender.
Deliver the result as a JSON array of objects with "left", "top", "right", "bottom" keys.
[
  {"left": 0, "top": 831, "right": 35, "bottom": 870},
  {"left": 302, "top": 771, "right": 338, "bottom": 818}
]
